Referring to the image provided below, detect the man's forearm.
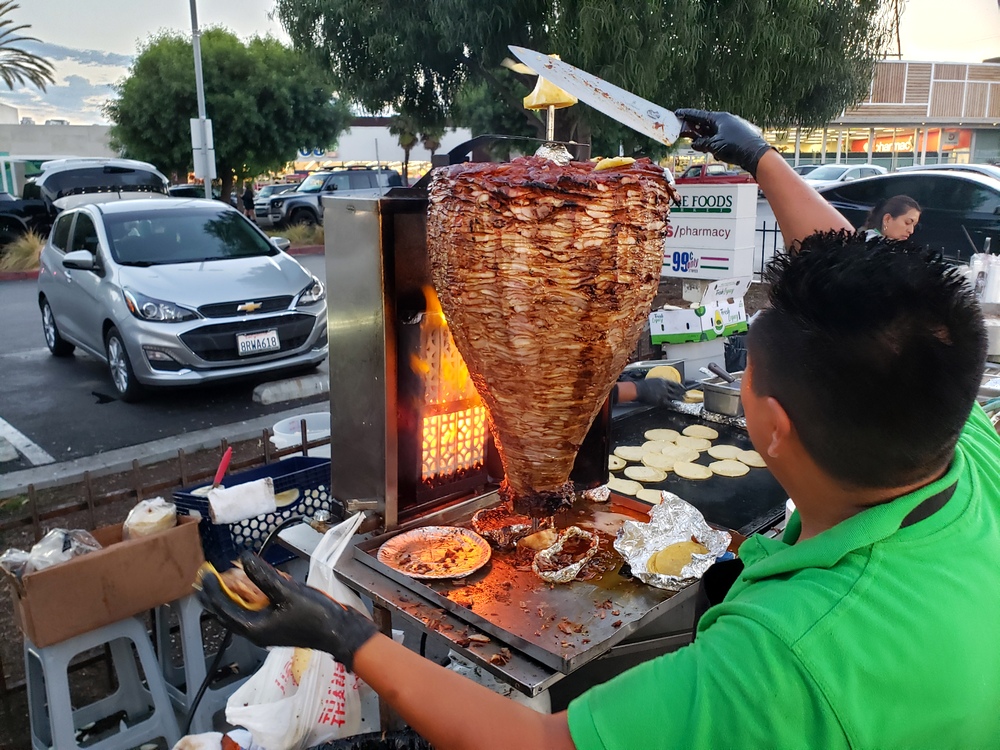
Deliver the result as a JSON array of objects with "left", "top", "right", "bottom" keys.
[
  {"left": 755, "top": 150, "right": 854, "bottom": 248},
  {"left": 352, "top": 633, "right": 577, "bottom": 750}
]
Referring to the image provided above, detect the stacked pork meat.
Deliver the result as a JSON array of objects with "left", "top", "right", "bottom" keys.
[{"left": 427, "top": 156, "right": 676, "bottom": 518}]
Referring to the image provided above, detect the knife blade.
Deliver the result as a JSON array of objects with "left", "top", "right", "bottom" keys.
[{"left": 508, "top": 46, "right": 683, "bottom": 146}]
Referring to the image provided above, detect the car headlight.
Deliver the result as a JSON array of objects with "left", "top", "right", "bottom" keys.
[
  {"left": 297, "top": 277, "right": 326, "bottom": 306},
  {"left": 272, "top": 199, "right": 284, "bottom": 210},
  {"left": 124, "top": 289, "right": 199, "bottom": 322}
]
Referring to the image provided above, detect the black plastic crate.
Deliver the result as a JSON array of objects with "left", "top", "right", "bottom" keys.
[{"left": 173, "top": 456, "right": 333, "bottom": 568}]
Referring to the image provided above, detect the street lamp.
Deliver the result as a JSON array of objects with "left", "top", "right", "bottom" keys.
[{"left": 189, "top": 0, "right": 215, "bottom": 198}]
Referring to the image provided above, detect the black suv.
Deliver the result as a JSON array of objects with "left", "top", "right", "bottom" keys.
[{"left": 267, "top": 167, "right": 402, "bottom": 227}]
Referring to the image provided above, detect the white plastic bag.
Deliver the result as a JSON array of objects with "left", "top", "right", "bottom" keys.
[{"left": 226, "top": 513, "right": 370, "bottom": 750}]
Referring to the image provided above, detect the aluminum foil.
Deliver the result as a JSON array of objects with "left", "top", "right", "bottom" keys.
[
  {"left": 581, "top": 485, "right": 610, "bottom": 504},
  {"left": 669, "top": 400, "right": 747, "bottom": 430},
  {"left": 614, "top": 493, "right": 731, "bottom": 591},
  {"left": 471, "top": 506, "right": 540, "bottom": 550},
  {"left": 533, "top": 526, "right": 599, "bottom": 584},
  {"left": 533, "top": 143, "right": 573, "bottom": 165}
]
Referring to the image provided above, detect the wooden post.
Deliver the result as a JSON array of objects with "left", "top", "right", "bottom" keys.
[
  {"left": 83, "top": 471, "right": 97, "bottom": 529},
  {"left": 179, "top": 448, "right": 188, "bottom": 488},
  {"left": 132, "top": 459, "right": 143, "bottom": 502},
  {"left": 300, "top": 418, "right": 309, "bottom": 457},
  {"left": 28, "top": 484, "right": 41, "bottom": 542}
]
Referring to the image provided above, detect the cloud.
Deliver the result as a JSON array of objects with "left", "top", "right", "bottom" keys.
[
  {"left": 0, "top": 41, "right": 133, "bottom": 124},
  {"left": 22, "top": 40, "right": 133, "bottom": 70},
  {"left": 1, "top": 74, "right": 115, "bottom": 124}
]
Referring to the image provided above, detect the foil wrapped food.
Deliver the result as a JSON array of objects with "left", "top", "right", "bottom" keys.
[
  {"left": 614, "top": 493, "right": 731, "bottom": 591},
  {"left": 532, "top": 526, "right": 599, "bottom": 584}
]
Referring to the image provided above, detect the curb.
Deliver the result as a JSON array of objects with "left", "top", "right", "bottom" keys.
[
  {"left": 0, "top": 269, "right": 39, "bottom": 281},
  {"left": 253, "top": 373, "right": 329, "bottom": 405},
  {"left": 287, "top": 245, "right": 325, "bottom": 256},
  {"left": 0, "top": 402, "right": 329, "bottom": 498}
]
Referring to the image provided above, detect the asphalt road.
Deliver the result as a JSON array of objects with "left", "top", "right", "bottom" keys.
[{"left": 0, "top": 254, "right": 329, "bottom": 474}]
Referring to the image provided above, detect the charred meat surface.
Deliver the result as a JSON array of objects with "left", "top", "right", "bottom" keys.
[{"left": 427, "top": 157, "right": 675, "bottom": 518}]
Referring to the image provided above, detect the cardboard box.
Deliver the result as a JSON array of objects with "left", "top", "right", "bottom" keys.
[
  {"left": 663, "top": 183, "right": 758, "bottom": 280},
  {"left": 5, "top": 516, "right": 204, "bottom": 647},
  {"left": 649, "top": 277, "right": 750, "bottom": 345}
]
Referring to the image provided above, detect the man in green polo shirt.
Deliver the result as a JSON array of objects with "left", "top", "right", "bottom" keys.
[{"left": 198, "top": 111, "right": 1000, "bottom": 749}]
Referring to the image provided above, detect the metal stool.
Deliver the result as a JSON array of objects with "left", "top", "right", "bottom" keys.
[
  {"left": 24, "top": 615, "right": 180, "bottom": 750},
  {"left": 155, "top": 594, "right": 264, "bottom": 734}
]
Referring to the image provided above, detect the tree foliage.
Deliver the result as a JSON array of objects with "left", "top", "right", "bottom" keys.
[
  {"left": 104, "top": 28, "right": 352, "bottom": 199},
  {"left": 0, "top": 1, "right": 55, "bottom": 91},
  {"left": 274, "top": 0, "right": 892, "bottom": 153}
]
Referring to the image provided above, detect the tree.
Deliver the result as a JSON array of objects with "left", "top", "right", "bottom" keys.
[
  {"left": 0, "top": 1, "right": 55, "bottom": 91},
  {"left": 104, "top": 29, "right": 352, "bottom": 201},
  {"left": 274, "top": 0, "right": 893, "bottom": 153},
  {"left": 389, "top": 111, "right": 419, "bottom": 184}
]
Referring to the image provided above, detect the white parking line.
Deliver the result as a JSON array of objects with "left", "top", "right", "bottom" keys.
[{"left": 0, "top": 416, "right": 55, "bottom": 465}]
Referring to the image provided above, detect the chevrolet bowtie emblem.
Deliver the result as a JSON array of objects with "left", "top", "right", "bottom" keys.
[{"left": 237, "top": 301, "right": 262, "bottom": 313}]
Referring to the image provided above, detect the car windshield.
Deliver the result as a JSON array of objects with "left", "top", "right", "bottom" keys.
[
  {"left": 806, "top": 166, "right": 849, "bottom": 181},
  {"left": 103, "top": 207, "right": 277, "bottom": 266},
  {"left": 297, "top": 174, "right": 326, "bottom": 193},
  {"left": 258, "top": 185, "right": 281, "bottom": 199}
]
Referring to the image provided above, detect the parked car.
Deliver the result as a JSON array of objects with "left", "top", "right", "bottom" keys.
[
  {"left": 267, "top": 167, "right": 402, "bottom": 227},
  {"left": 818, "top": 170, "right": 1000, "bottom": 261},
  {"left": 896, "top": 163, "right": 1000, "bottom": 182},
  {"left": 675, "top": 163, "right": 754, "bottom": 184},
  {"left": 168, "top": 184, "right": 240, "bottom": 207},
  {"left": 792, "top": 164, "right": 821, "bottom": 176},
  {"left": 253, "top": 183, "right": 299, "bottom": 228},
  {"left": 803, "top": 164, "right": 887, "bottom": 189},
  {"left": 37, "top": 198, "right": 328, "bottom": 401},
  {"left": 0, "top": 157, "right": 168, "bottom": 245}
]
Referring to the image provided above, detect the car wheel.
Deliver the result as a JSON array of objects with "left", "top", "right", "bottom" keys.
[
  {"left": 105, "top": 327, "right": 144, "bottom": 402},
  {"left": 290, "top": 209, "right": 317, "bottom": 227},
  {"left": 40, "top": 299, "right": 75, "bottom": 357}
]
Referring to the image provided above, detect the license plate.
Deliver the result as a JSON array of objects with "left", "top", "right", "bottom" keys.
[{"left": 237, "top": 329, "right": 280, "bottom": 356}]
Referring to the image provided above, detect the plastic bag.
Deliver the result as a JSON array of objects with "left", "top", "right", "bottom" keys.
[
  {"left": 123, "top": 497, "right": 177, "bottom": 539},
  {"left": 226, "top": 514, "right": 370, "bottom": 750},
  {"left": 6, "top": 528, "right": 102, "bottom": 576}
]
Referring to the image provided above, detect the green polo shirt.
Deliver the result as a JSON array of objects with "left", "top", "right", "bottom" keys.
[{"left": 568, "top": 405, "right": 1000, "bottom": 749}]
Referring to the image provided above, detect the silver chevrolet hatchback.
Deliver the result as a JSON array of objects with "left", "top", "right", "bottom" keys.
[{"left": 37, "top": 198, "right": 328, "bottom": 401}]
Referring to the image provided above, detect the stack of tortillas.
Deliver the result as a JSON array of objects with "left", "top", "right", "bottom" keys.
[{"left": 608, "top": 421, "right": 767, "bottom": 502}]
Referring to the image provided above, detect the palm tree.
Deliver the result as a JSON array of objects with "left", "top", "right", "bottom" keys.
[
  {"left": 0, "top": 1, "right": 55, "bottom": 91},
  {"left": 389, "top": 113, "right": 419, "bottom": 184}
]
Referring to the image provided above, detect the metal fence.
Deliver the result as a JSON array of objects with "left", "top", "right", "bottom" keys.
[{"left": 754, "top": 220, "right": 784, "bottom": 279}]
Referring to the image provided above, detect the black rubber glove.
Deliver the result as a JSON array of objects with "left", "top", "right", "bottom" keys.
[
  {"left": 634, "top": 377, "right": 686, "bottom": 405},
  {"left": 675, "top": 109, "right": 774, "bottom": 178},
  {"left": 197, "top": 553, "right": 377, "bottom": 672}
]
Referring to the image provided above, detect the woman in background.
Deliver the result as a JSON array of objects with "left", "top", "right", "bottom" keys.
[{"left": 862, "top": 194, "right": 921, "bottom": 241}]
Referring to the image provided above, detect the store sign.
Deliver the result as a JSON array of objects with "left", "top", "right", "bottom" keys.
[{"left": 662, "top": 184, "right": 757, "bottom": 281}]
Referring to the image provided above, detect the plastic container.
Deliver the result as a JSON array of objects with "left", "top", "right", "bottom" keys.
[
  {"left": 271, "top": 411, "right": 331, "bottom": 458},
  {"left": 173, "top": 456, "right": 333, "bottom": 568}
]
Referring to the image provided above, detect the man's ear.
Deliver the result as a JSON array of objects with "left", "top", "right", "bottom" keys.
[{"left": 762, "top": 396, "right": 794, "bottom": 458}]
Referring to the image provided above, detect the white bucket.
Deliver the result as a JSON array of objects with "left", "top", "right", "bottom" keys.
[{"left": 271, "top": 411, "right": 331, "bottom": 458}]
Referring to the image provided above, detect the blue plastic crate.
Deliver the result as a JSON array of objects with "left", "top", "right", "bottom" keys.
[{"left": 173, "top": 456, "right": 332, "bottom": 568}]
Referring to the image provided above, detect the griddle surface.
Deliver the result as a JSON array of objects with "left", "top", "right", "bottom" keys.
[
  {"left": 612, "top": 406, "right": 786, "bottom": 535},
  {"left": 355, "top": 497, "right": 694, "bottom": 674}
]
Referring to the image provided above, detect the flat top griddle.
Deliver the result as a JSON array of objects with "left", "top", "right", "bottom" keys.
[
  {"left": 612, "top": 405, "right": 787, "bottom": 535},
  {"left": 355, "top": 492, "right": 700, "bottom": 674}
]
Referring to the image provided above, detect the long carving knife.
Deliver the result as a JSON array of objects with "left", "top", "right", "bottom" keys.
[{"left": 508, "top": 46, "right": 683, "bottom": 145}]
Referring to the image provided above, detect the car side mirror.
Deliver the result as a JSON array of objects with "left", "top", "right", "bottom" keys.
[
  {"left": 325, "top": 184, "right": 338, "bottom": 192},
  {"left": 62, "top": 250, "right": 96, "bottom": 271},
  {"left": 271, "top": 236, "right": 292, "bottom": 252}
]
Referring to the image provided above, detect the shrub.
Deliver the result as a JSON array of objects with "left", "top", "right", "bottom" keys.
[
  {"left": 0, "top": 230, "right": 45, "bottom": 271},
  {"left": 267, "top": 224, "right": 324, "bottom": 248}
]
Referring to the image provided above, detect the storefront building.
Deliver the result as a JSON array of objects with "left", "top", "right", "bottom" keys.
[{"left": 765, "top": 60, "right": 1000, "bottom": 168}]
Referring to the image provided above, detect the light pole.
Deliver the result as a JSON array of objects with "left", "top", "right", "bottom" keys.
[{"left": 189, "top": 0, "right": 215, "bottom": 198}]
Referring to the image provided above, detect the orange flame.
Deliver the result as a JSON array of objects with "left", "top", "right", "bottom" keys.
[{"left": 413, "top": 286, "right": 488, "bottom": 482}]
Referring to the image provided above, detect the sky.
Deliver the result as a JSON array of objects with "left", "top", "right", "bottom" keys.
[{"left": 7, "top": 0, "right": 1000, "bottom": 125}]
